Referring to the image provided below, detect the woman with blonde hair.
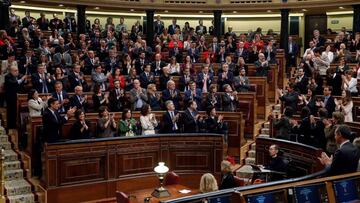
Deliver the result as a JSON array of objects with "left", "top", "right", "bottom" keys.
[{"left": 199, "top": 173, "right": 218, "bottom": 193}]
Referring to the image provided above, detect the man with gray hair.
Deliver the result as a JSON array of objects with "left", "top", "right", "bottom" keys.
[
  {"left": 5, "top": 65, "right": 26, "bottom": 128},
  {"left": 161, "top": 100, "right": 180, "bottom": 134},
  {"left": 162, "top": 80, "right": 181, "bottom": 110}
]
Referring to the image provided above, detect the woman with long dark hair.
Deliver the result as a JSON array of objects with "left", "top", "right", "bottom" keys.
[{"left": 69, "top": 109, "right": 92, "bottom": 139}]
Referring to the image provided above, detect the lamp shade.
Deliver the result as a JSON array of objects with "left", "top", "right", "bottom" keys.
[{"left": 154, "top": 162, "right": 169, "bottom": 174}]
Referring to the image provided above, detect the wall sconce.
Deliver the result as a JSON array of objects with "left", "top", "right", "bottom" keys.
[{"left": 152, "top": 162, "right": 170, "bottom": 198}]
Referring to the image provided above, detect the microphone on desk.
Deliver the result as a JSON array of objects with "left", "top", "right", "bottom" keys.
[{"left": 144, "top": 197, "right": 152, "bottom": 203}]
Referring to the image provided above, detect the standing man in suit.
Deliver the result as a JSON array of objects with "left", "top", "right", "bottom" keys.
[
  {"left": 182, "top": 100, "right": 202, "bottom": 133},
  {"left": 19, "top": 49, "right": 38, "bottom": 75},
  {"left": 151, "top": 53, "right": 166, "bottom": 76},
  {"left": 197, "top": 65, "right": 213, "bottom": 93},
  {"left": 287, "top": 36, "right": 298, "bottom": 70},
  {"left": 222, "top": 84, "right": 238, "bottom": 112},
  {"left": 294, "top": 68, "right": 309, "bottom": 94},
  {"left": 161, "top": 101, "right": 180, "bottom": 134},
  {"left": 184, "top": 81, "right": 202, "bottom": 110},
  {"left": 70, "top": 86, "right": 88, "bottom": 112},
  {"left": 169, "top": 41, "right": 183, "bottom": 63},
  {"left": 217, "top": 64, "right": 234, "bottom": 92},
  {"left": 235, "top": 42, "right": 249, "bottom": 62},
  {"left": 129, "top": 79, "right": 148, "bottom": 111},
  {"left": 162, "top": 80, "right": 182, "bottom": 110},
  {"left": 108, "top": 80, "right": 125, "bottom": 112},
  {"left": 139, "top": 64, "right": 155, "bottom": 89},
  {"left": 63, "top": 13, "right": 77, "bottom": 33},
  {"left": 321, "top": 86, "right": 336, "bottom": 118},
  {"left": 22, "top": 10, "right": 35, "bottom": 28},
  {"left": 31, "top": 64, "right": 52, "bottom": 93},
  {"left": 319, "top": 125, "right": 360, "bottom": 176},
  {"left": 53, "top": 47, "right": 72, "bottom": 68},
  {"left": 134, "top": 52, "right": 149, "bottom": 74},
  {"left": 154, "top": 15, "right": 164, "bottom": 36},
  {"left": 278, "top": 83, "right": 299, "bottom": 111},
  {"left": 68, "top": 64, "right": 88, "bottom": 92},
  {"left": 52, "top": 81, "right": 70, "bottom": 114},
  {"left": 196, "top": 19, "right": 207, "bottom": 35},
  {"left": 42, "top": 97, "right": 76, "bottom": 143},
  {"left": 168, "top": 18, "right": 180, "bottom": 35},
  {"left": 188, "top": 42, "right": 200, "bottom": 63},
  {"left": 5, "top": 66, "right": 26, "bottom": 128}
]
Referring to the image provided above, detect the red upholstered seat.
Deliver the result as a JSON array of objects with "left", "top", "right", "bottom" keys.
[
  {"left": 116, "top": 191, "right": 130, "bottom": 203},
  {"left": 164, "top": 171, "right": 180, "bottom": 186},
  {"left": 234, "top": 176, "right": 245, "bottom": 187}
]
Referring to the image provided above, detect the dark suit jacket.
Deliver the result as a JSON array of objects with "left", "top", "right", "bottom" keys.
[
  {"left": 217, "top": 71, "right": 234, "bottom": 91},
  {"left": 196, "top": 72, "right": 213, "bottom": 91},
  {"left": 181, "top": 109, "right": 198, "bottom": 133},
  {"left": 325, "top": 96, "right": 336, "bottom": 118},
  {"left": 83, "top": 57, "right": 97, "bottom": 75},
  {"left": 205, "top": 116, "right": 227, "bottom": 134},
  {"left": 161, "top": 89, "right": 182, "bottom": 110},
  {"left": 179, "top": 74, "right": 195, "bottom": 92},
  {"left": 187, "top": 48, "right": 200, "bottom": 63},
  {"left": 70, "top": 95, "right": 88, "bottom": 112},
  {"left": 222, "top": 93, "right": 238, "bottom": 112},
  {"left": 169, "top": 48, "right": 183, "bottom": 63},
  {"left": 139, "top": 72, "right": 155, "bottom": 89},
  {"left": 42, "top": 108, "right": 67, "bottom": 143},
  {"left": 184, "top": 88, "right": 202, "bottom": 109},
  {"left": 108, "top": 88, "right": 125, "bottom": 112},
  {"left": 327, "top": 142, "right": 360, "bottom": 176},
  {"left": 219, "top": 173, "right": 237, "bottom": 190},
  {"left": 168, "top": 24, "right": 180, "bottom": 35},
  {"left": 280, "top": 91, "right": 299, "bottom": 111},
  {"left": 154, "top": 21, "right": 164, "bottom": 35},
  {"left": 19, "top": 56, "right": 38, "bottom": 75},
  {"left": 162, "top": 111, "right": 180, "bottom": 134},
  {"left": 151, "top": 61, "right": 167, "bottom": 76},
  {"left": 134, "top": 58, "right": 149, "bottom": 74},
  {"left": 195, "top": 25, "right": 207, "bottom": 35},
  {"left": 294, "top": 76, "right": 309, "bottom": 94},
  {"left": 69, "top": 120, "right": 92, "bottom": 140},
  {"left": 31, "top": 73, "right": 52, "bottom": 93},
  {"left": 68, "top": 71, "right": 87, "bottom": 92},
  {"left": 104, "top": 57, "right": 120, "bottom": 73},
  {"left": 235, "top": 48, "right": 249, "bottom": 61},
  {"left": 51, "top": 91, "right": 70, "bottom": 112}
]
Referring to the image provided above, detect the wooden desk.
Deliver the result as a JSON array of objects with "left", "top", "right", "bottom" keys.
[{"left": 128, "top": 184, "right": 198, "bottom": 203}]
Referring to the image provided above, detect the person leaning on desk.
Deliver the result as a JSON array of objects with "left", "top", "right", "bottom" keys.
[
  {"left": 254, "top": 144, "right": 288, "bottom": 182},
  {"left": 318, "top": 124, "right": 360, "bottom": 176}
]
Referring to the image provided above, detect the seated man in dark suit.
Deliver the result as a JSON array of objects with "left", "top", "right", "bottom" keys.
[
  {"left": 134, "top": 52, "right": 149, "bottom": 74},
  {"left": 42, "top": 98, "right": 76, "bottom": 143},
  {"left": 162, "top": 80, "right": 182, "bottom": 110},
  {"left": 181, "top": 100, "right": 203, "bottom": 133},
  {"left": 319, "top": 125, "right": 360, "bottom": 176},
  {"left": 217, "top": 64, "right": 234, "bottom": 92},
  {"left": 161, "top": 100, "right": 181, "bottom": 134}
]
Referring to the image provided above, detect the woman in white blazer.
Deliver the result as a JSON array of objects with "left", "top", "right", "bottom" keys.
[
  {"left": 27, "top": 89, "right": 48, "bottom": 117},
  {"left": 140, "top": 104, "right": 158, "bottom": 135}
]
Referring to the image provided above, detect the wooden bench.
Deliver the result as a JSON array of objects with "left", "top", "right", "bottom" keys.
[
  {"left": 247, "top": 65, "right": 278, "bottom": 103},
  {"left": 42, "top": 134, "right": 224, "bottom": 203},
  {"left": 28, "top": 111, "right": 245, "bottom": 175}
]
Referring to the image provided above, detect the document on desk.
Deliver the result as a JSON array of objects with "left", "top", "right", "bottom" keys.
[{"left": 179, "top": 189, "right": 191, "bottom": 194}]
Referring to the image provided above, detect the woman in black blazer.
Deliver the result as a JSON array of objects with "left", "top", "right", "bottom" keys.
[
  {"left": 69, "top": 109, "right": 92, "bottom": 140},
  {"left": 219, "top": 160, "right": 237, "bottom": 190}
]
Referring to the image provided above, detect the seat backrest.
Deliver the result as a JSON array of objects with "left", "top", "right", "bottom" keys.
[
  {"left": 164, "top": 171, "right": 180, "bottom": 186},
  {"left": 116, "top": 191, "right": 130, "bottom": 203},
  {"left": 234, "top": 176, "right": 245, "bottom": 187},
  {"left": 237, "top": 101, "right": 251, "bottom": 122}
]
